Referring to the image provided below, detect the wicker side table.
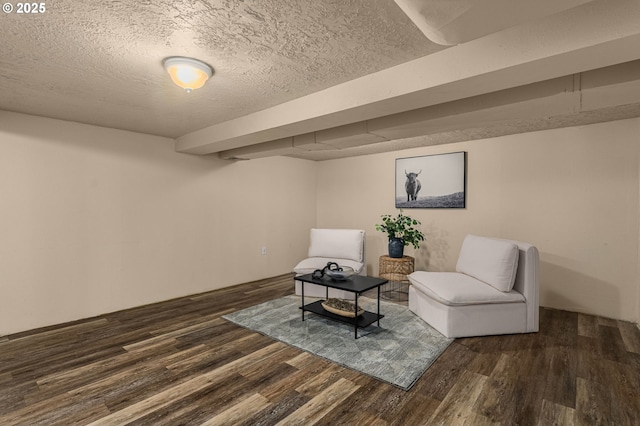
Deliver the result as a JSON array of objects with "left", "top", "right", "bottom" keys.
[{"left": 379, "top": 255, "right": 414, "bottom": 302}]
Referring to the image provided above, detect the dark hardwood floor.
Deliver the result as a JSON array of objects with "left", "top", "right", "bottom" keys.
[{"left": 1, "top": 273, "right": 639, "bottom": 425}]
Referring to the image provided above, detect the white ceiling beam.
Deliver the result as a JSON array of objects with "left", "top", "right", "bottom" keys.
[
  {"left": 219, "top": 59, "right": 640, "bottom": 160},
  {"left": 176, "top": 0, "right": 640, "bottom": 156},
  {"left": 393, "top": 0, "right": 595, "bottom": 45}
]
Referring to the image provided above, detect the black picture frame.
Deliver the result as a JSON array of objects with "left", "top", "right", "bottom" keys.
[{"left": 395, "top": 151, "right": 466, "bottom": 209}]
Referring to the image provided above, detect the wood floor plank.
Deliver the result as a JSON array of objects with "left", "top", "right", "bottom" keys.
[
  {"left": 122, "top": 316, "right": 226, "bottom": 351},
  {"left": 542, "top": 308, "right": 579, "bottom": 347},
  {"left": 259, "top": 356, "right": 333, "bottom": 403},
  {"left": 0, "top": 318, "right": 110, "bottom": 348},
  {"left": 617, "top": 319, "right": 640, "bottom": 354},
  {"left": 66, "top": 361, "right": 172, "bottom": 409},
  {"left": 472, "top": 353, "right": 523, "bottom": 423},
  {"left": 276, "top": 377, "right": 360, "bottom": 425},
  {"left": 293, "top": 363, "right": 346, "bottom": 397},
  {"left": 537, "top": 399, "right": 576, "bottom": 426},
  {"left": 426, "top": 369, "right": 489, "bottom": 425},
  {"left": 416, "top": 341, "right": 475, "bottom": 401},
  {"left": 0, "top": 390, "right": 112, "bottom": 425},
  {"left": 0, "top": 380, "right": 32, "bottom": 416},
  {"left": 284, "top": 351, "right": 316, "bottom": 369},
  {"left": 200, "top": 392, "right": 272, "bottom": 425},
  {"left": 598, "top": 324, "right": 628, "bottom": 363},
  {"left": 576, "top": 376, "right": 611, "bottom": 425},
  {"left": 1, "top": 273, "right": 639, "bottom": 425},
  {"left": 85, "top": 343, "right": 287, "bottom": 425},
  {"left": 246, "top": 390, "right": 310, "bottom": 426},
  {"left": 597, "top": 316, "right": 618, "bottom": 327},
  {"left": 319, "top": 377, "right": 400, "bottom": 425},
  {"left": 0, "top": 372, "right": 12, "bottom": 384},
  {"left": 542, "top": 345, "right": 577, "bottom": 409},
  {"left": 577, "top": 313, "right": 599, "bottom": 338},
  {"left": 35, "top": 337, "right": 177, "bottom": 390},
  {"left": 240, "top": 344, "right": 300, "bottom": 378},
  {"left": 163, "top": 343, "right": 239, "bottom": 375},
  {"left": 130, "top": 372, "right": 252, "bottom": 426}
]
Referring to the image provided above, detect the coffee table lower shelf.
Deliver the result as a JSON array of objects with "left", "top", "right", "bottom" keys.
[{"left": 300, "top": 300, "right": 384, "bottom": 332}]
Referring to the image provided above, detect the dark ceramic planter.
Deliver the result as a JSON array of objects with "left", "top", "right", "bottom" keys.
[{"left": 388, "top": 237, "right": 405, "bottom": 258}]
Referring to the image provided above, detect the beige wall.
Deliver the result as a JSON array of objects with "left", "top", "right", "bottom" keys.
[
  {"left": 2, "top": 111, "right": 639, "bottom": 335},
  {"left": 637, "top": 118, "right": 640, "bottom": 328},
  {"left": 0, "top": 111, "right": 317, "bottom": 335},
  {"left": 317, "top": 119, "right": 640, "bottom": 323}
]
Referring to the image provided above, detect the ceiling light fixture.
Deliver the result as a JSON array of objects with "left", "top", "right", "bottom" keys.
[{"left": 163, "top": 57, "right": 213, "bottom": 93}]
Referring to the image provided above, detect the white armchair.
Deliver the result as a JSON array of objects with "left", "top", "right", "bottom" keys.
[
  {"left": 408, "top": 234, "right": 539, "bottom": 338},
  {"left": 293, "top": 228, "right": 366, "bottom": 300}
]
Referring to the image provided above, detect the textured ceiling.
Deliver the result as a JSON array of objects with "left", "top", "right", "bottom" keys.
[
  {"left": 0, "top": 0, "right": 440, "bottom": 138},
  {"left": 1, "top": 0, "right": 640, "bottom": 161}
]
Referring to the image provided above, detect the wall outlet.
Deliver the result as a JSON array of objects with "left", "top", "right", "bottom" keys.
[{"left": 261, "top": 246, "right": 267, "bottom": 255}]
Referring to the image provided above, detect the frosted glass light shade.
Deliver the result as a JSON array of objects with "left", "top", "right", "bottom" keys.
[{"left": 163, "top": 57, "right": 212, "bottom": 93}]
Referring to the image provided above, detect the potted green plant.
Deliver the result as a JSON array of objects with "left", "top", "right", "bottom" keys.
[{"left": 375, "top": 211, "right": 425, "bottom": 258}]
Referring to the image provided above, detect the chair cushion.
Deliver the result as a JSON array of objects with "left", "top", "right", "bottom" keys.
[
  {"left": 456, "top": 234, "right": 519, "bottom": 292},
  {"left": 293, "top": 257, "right": 364, "bottom": 275},
  {"left": 408, "top": 271, "right": 525, "bottom": 306},
  {"left": 307, "top": 228, "right": 364, "bottom": 262}
]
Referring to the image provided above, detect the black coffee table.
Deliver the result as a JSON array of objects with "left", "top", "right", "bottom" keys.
[{"left": 296, "top": 273, "right": 388, "bottom": 339}]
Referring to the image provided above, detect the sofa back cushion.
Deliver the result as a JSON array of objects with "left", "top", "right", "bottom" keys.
[
  {"left": 456, "top": 234, "right": 519, "bottom": 292},
  {"left": 308, "top": 228, "right": 365, "bottom": 262}
]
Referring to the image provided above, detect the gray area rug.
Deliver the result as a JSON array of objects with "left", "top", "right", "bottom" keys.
[{"left": 222, "top": 295, "right": 453, "bottom": 390}]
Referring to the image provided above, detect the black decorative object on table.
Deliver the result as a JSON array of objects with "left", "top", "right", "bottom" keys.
[{"left": 311, "top": 262, "right": 355, "bottom": 281}]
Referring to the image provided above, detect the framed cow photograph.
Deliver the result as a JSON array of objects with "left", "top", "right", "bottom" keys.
[{"left": 395, "top": 151, "right": 466, "bottom": 208}]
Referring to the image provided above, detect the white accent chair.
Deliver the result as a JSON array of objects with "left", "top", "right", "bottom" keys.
[
  {"left": 408, "top": 234, "right": 539, "bottom": 338},
  {"left": 293, "top": 228, "right": 366, "bottom": 300}
]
